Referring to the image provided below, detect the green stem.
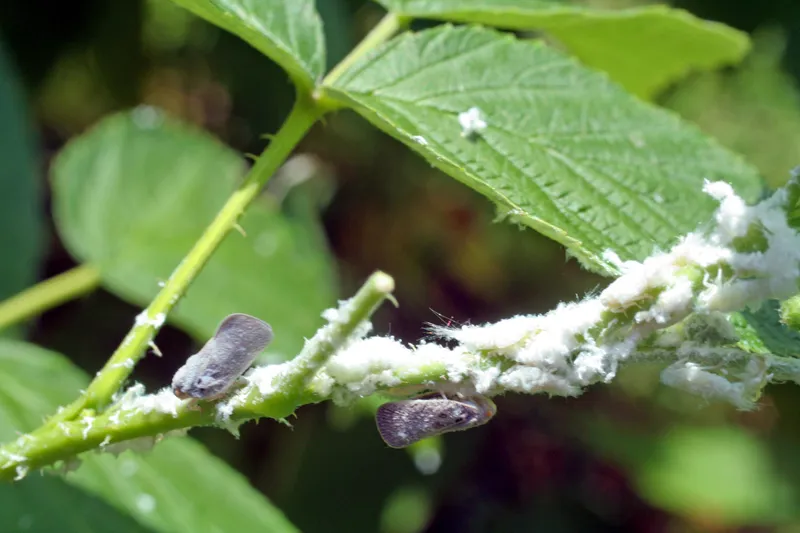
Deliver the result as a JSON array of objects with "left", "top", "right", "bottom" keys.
[
  {"left": 0, "top": 265, "right": 101, "bottom": 330},
  {"left": 0, "top": 271, "right": 398, "bottom": 480},
  {"left": 275, "top": 271, "right": 393, "bottom": 397},
  {"left": 36, "top": 9, "right": 409, "bottom": 427},
  {"left": 318, "top": 12, "right": 407, "bottom": 93},
  {"left": 52, "top": 96, "right": 324, "bottom": 422}
]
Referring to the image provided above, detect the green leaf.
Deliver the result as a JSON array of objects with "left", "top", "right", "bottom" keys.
[
  {"left": 165, "top": 0, "right": 325, "bottom": 90},
  {"left": 584, "top": 417, "right": 795, "bottom": 524},
  {"left": 52, "top": 109, "right": 336, "bottom": 359},
  {"left": 0, "top": 339, "right": 298, "bottom": 533},
  {"left": 375, "top": 0, "right": 750, "bottom": 99},
  {"left": 0, "top": 41, "right": 45, "bottom": 303},
  {"left": 730, "top": 301, "right": 800, "bottom": 358},
  {"left": 0, "top": 476, "right": 155, "bottom": 533},
  {"left": 325, "top": 26, "right": 761, "bottom": 274}
]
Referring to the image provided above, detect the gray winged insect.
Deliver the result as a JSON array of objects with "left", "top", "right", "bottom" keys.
[
  {"left": 172, "top": 313, "right": 273, "bottom": 400},
  {"left": 375, "top": 394, "right": 496, "bottom": 448}
]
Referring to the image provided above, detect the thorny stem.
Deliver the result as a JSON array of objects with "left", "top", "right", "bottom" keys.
[
  {"left": 36, "top": 10, "right": 407, "bottom": 427},
  {"left": 0, "top": 265, "right": 101, "bottom": 331},
  {"left": 0, "top": 272, "right": 397, "bottom": 480},
  {"left": 0, "top": 12, "right": 410, "bottom": 473},
  {"left": 282, "top": 271, "right": 395, "bottom": 393},
  {"left": 51, "top": 96, "right": 324, "bottom": 423}
]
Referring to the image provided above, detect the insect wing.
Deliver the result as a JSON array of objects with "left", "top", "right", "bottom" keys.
[
  {"left": 376, "top": 397, "right": 485, "bottom": 448},
  {"left": 172, "top": 313, "right": 273, "bottom": 399}
]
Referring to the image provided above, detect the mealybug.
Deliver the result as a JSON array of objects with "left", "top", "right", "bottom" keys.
[
  {"left": 375, "top": 394, "right": 496, "bottom": 448},
  {"left": 172, "top": 313, "right": 273, "bottom": 400}
]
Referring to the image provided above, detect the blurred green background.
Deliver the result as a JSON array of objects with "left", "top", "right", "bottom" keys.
[{"left": 3, "top": 0, "right": 800, "bottom": 531}]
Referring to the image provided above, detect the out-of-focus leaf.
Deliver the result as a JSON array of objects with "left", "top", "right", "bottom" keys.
[
  {"left": 730, "top": 301, "right": 800, "bottom": 358},
  {"left": 164, "top": 0, "right": 325, "bottom": 90},
  {"left": 584, "top": 417, "right": 796, "bottom": 524},
  {"left": 52, "top": 108, "right": 336, "bottom": 360},
  {"left": 0, "top": 476, "right": 155, "bottom": 533},
  {"left": 325, "top": 25, "right": 761, "bottom": 274},
  {"left": 0, "top": 41, "right": 44, "bottom": 303},
  {"left": 380, "top": 485, "right": 432, "bottom": 533},
  {"left": 376, "top": 0, "right": 750, "bottom": 98},
  {"left": 666, "top": 30, "right": 800, "bottom": 188},
  {"left": 0, "top": 339, "right": 298, "bottom": 533}
]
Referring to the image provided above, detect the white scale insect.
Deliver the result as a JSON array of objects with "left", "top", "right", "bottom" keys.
[
  {"left": 375, "top": 393, "right": 497, "bottom": 448},
  {"left": 172, "top": 313, "right": 273, "bottom": 401}
]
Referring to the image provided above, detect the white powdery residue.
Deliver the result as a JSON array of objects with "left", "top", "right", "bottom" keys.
[
  {"left": 411, "top": 135, "right": 429, "bottom": 146},
  {"left": 134, "top": 310, "right": 166, "bottom": 330},
  {"left": 474, "top": 365, "right": 502, "bottom": 394},
  {"left": 14, "top": 465, "right": 28, "bottom": 481},
  {"left": 321, "top": 307, "right": 339, "bottom": 322},
  {"left": 573, "top": 334, "right": 640, "bottom": 385},
  {"left": 120, "top": 387, "right": 182, "bottom": 417},
  {"left": 1, "top": 450, "right": 28, "bottom": 464},
  {"left": 634, "top": 276, "right": 694, "bottom": 324},
  {"left": 152, "top": 313, "right": 166, "bottom": 328},
  {"left": 513, "top": 299, "right": 605, "bottom": 367},
  {"left": 601, "top": 250, "right": 623, "bottom": 275},
  {"left": 326, "top": 336, "right": 411, "bottom": 384},
  {"left": 435, "top": 315, "right": 539, "bottom": 355},
  {"left": 322, "top": 297, "right": 356, "bottom": 325},
  {"left": 309, "top": 370, "right": 336, "bottom": 397},
  {"left": 497, "top": 366, "right": 579, "bottom": 397},
  {"left": 601, "top": 254, "right": 676, "bottom": 311},
  {"left": 110, "top": 358, "right": 135, "bottom": 370},
  {"left": 136, "top": 493, "right": 157, "bottom": 514},
  {"left": 660, "top": 361, "right": 757, "bottom": 410},
  {"left": 697, "top": 183, "right": 800, "bottom": 311},
  {"left": 108, "top": 411, "right": 122, "bottom": 427},
  {"left": 14, "top": 434, "right": 34, "bottom": 448},
  {"left": 458, "top": 107, "right": 488, "bottom": 137},
  {"left": 57, "top": 422, "right": 72, "bottom": 436},
  {"left": 703, "top": 180, "right": 753, "bottom": 240},
  {"left": 671, "top": 233, "right": 732, "bottom": 268},
  {"left": 81, "top": 415, "right": 95, "bottom": 440},
  {"left": 100, "top": 435, "right": 112, "bottom": 447},
  {"left": 571, "top": 344, "right": 610, "bottom": 384},
  {"left": 244, "top": 361, "right": 293, "bottom": 396},
  {"left": 215, "top": 400, "right": 235, "bottom": 425}
]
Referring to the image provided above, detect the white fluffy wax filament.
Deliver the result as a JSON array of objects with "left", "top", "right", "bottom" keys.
[
  {"left": 375, "top": 394, "right": 496, "bottom": 448},
  {"left": 172, "top": 313, "right": 273, "bottom": 401}
]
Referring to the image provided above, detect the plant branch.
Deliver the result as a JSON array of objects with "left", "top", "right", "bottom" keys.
[
  {"left": 50, "top": 97, "right": 324, "bottom": 423},
  {"left": 0, "top": 271, "right": 397, "bottom": 480},
  {"left": 0, "top": 265, "right": 101, "bottom": 331},
  {"left": 45, "top": 10, "right": 412, "bottom": 425}
]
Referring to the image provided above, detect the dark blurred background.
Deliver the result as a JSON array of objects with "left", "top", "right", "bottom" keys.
[{"left": 3, "top": 0, "right": 800, "bottom": 531}]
